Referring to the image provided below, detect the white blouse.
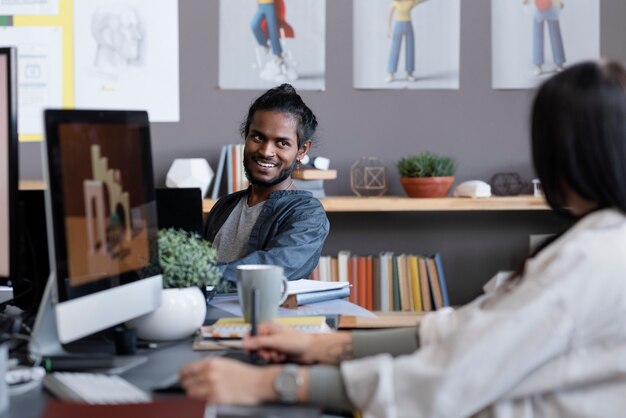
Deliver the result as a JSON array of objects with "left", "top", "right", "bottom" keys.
[{"left": 340, "top": 208, "right": 626, "bottom": 418}]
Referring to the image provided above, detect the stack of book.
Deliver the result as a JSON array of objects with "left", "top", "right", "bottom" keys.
[
  {"left": 291, "top": 168, "right": 337, "bottom": 198},
  {"left": 311, "top": 251, "right": 449, "bottom": 312},
  {"left": 282, "top": 279, "right": 350, "bottom": 308},
  {"left": 210, "top": 144, "right": 249, "bottom": 199}
]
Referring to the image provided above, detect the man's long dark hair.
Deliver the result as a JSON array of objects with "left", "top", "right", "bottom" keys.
[
  {"left": 512, "top": 61, "right": 626, "bottom": 280},
  {"left": 240, "top": 84, "right": 318, "bottom": 148}
]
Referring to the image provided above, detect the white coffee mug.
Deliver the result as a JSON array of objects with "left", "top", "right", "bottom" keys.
[{"left": 236, "top": 265, "right": 288, "bottom": 323}]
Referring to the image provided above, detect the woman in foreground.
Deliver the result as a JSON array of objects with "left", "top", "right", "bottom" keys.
[{"left": 181, "top": 61, "right": 626, "bottom": 417}]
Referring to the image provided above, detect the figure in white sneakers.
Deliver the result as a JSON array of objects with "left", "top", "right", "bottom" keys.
[
  {"left": 386, "top": 0, "right": 427, "bottom": 83},
  {"left": 251, "top": 0, "right": 298, "bottom": 82}
]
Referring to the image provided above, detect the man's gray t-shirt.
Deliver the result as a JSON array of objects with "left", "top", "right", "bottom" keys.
[{"left": 213, "top": 197, "right": 265, "bottom": 263}]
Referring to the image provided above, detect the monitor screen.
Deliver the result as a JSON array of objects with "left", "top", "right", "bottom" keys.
[
  {"left": 0, "top": 48, "right": 18, "bottom": 286},
  {"left": 45, "top": 110, "right": 160, "bottom": 301},
  {"left": 32, "top": 109, "right": 162, "bottom": 346}
]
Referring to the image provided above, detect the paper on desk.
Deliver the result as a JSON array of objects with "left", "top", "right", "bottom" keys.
[
  {"left": 287, "top": 279, "right": 349, "bottom": 295},
  {"left": 208, "top": 294, "right": 376, "bottom": 318}
]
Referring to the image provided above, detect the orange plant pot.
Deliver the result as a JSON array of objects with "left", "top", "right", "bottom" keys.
[{"left": 400, "top": 176, "right": 455, "bottom": 198}]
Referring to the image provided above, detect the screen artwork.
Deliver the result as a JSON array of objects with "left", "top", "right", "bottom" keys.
[{"left": 59, "top": 124, "right": 152, "bottom": 286}]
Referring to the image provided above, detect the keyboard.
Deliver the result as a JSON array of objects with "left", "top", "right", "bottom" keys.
[{"left": 43, "top": 372, "right": 151, "bottom": 404}]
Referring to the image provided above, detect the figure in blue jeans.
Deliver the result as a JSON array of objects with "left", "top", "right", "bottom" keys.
[
  {"left": 251, "top": 0, "right": 283, "bottom": 60},
  {"left": 386, "top": 0, "right": 426, "bottom": 83},
  {"left": 524, "top": 0, "right": 566, "bottom": 76},
  {"left": 251, "top": 0, "right": 297, "bottom": 82}
]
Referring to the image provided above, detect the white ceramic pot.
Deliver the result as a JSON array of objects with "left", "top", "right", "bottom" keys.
[{"left": 128, "top": 287, "right": 207, "bottom": 341}]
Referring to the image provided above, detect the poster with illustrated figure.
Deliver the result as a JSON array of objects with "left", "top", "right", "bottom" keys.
[
  {"left": 492, "top": 0, "right": 599, "bottom": 89},
  {"left": 219, "top": 0, "right": 325, "bottom": 91},
  {"left": 74, "top": 0, "right": 180, "bottom": 121},
  {"left": 354, "top": 0, "right": 460, "bottom": 90}
]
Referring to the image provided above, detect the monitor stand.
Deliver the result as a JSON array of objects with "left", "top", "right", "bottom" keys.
[
  {"left": 0, "top": 286, "right": 12, "bottom": 304},
  {"left": 29, "top": 273, "right": 147, "bottom": 375}
]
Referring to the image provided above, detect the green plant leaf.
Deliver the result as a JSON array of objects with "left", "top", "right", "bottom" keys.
[
  {"left": 158, "top": 228, "right": 221, "bottom": 289},
  {"left": 396, "top": 151, "right": 456, "bottom": 177}
]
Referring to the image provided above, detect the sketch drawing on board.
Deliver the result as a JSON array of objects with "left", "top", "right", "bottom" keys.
[
  {"left": 251, "top": 0, "right": 298, "bottom": 82},
  {"left": 523, "top": 0, "right": 566, "bottom": 76},
  {"left": 386, "top": 0, "right": 427, "bottom": 83},
  {"left": 74, "top": 0, "right": 179, "bottom": 122},
  {"left": 91, "top": 2, "right": 144, "bottom": 76}
]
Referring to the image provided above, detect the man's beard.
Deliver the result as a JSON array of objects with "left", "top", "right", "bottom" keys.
[{"left": 243, "top": 154, "right": 297, "bottom": 187}]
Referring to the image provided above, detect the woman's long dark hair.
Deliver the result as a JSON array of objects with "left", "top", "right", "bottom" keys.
[
  {"left": 512, "top": 61, "right": 626, "bottom": 280},
  {"left": 532, "top": 61, "right": 626, "bottom": 215}
]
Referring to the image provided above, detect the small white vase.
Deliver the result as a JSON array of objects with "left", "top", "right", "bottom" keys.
[{"left": 128, "top": 287, "right": 207, "bottom": 341}]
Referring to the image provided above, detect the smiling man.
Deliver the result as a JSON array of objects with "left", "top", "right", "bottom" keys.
[{"left": 204, "top": 84, "right": 330, "bottom": 283}]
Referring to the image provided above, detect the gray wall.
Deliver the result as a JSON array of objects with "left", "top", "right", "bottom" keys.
[{"left": 17, "top": 0, "right": 626, "bottom": 304}]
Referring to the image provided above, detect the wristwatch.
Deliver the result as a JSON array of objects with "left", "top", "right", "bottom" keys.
[{"left": 274, "top": 364, "right": 303, "bottom": 403}]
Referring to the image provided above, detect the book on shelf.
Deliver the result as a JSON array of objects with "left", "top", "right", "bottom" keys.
[
  {"left": 210, "top": 144, "right": 249, "bottom": 199},
  {"left": 418, "top": 256, "right": 433, "bottom": 311},
  {"left": 292, "top": 168, "right": 337, "bottom": 180},
  {"left": 433, "top": 253, "right": 450, "bottom": 307},
  {"left": 293, "top": 179, "right": 326, "bottom": 198},
  {"left": 311, "top": 251, "right": 450, "bottom": 313}
]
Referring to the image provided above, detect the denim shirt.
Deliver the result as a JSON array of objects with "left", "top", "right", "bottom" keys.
[{"left": 204, "top": 188, "right": 330, "bottom": 283}]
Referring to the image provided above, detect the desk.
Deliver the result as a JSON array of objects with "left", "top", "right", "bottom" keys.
[
  {"left": 8, "top": 298, "right": 338, "bottom": 418},
  {"left": 8, "top": 339, "right": 206, "bottom": 418}
]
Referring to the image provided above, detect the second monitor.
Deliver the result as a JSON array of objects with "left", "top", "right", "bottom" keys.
[{"left": 30, "top": 110, "right": 163, "bottom": 369}]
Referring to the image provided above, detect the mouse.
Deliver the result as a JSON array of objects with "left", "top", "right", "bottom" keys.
[{"left": 453, "top": 180, "right": 492, "bottom": 198}]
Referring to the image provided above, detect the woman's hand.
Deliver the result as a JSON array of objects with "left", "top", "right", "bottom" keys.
[
  {"left": 242, "top": 321, "right": 316, "bottom": 364},
  {"left": 180, "top": 357, "right": 280, "bottom": 404},
  {"left": 243, "top": 322, "right": 354, "bottom": 366}
]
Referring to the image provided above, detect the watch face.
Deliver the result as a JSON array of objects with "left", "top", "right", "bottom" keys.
[{"left": 276, "top": 365, "right": 301, "bottom": 403}]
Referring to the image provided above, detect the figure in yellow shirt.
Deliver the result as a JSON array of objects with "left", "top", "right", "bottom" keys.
[{"left": 387, "top": 0, "right": 426, "bottom": 82}]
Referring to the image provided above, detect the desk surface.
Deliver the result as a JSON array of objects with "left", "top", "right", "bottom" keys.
[
  {"left": 8, "top": 340, "right": 206, "bottom": 418},
  {"left": 9, "top": 300, "right": 329, "bottom": 418}
]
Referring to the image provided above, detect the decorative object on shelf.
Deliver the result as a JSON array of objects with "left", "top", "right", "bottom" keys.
[
  {"left": 312, "top": 156, "right": 330, "bottom": 170},
  {"left": 128, "top": 228, "right": 221, "bottom": 341},
  {"left": 397, "top": 152, "right": 456, "bottom": 198},
  {"left": 165, "top": 158, "right": 214, "bottom": 198},
  {"left": 531, "top": 179, "right": 543, "bottom": 197},
  {"left": 453, "top": 180, "right": 491, "bottom": 198},
  {"left": 490, "top": 172, "right": 526, "bottom": 196},
  {"left": 292, "top": 168, "right": 337, "bottom": 198},
  {"left": 351, "top": 157, "right": 388, "bottom": 197}
]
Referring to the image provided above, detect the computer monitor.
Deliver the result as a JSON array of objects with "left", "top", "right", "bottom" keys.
[
  {"left": 0, "top": 48, "right": 18, "bottom": 299},
  {"left": 155, "top": 187, "right": 204, "bottom": 236},
  {"left": 30, "top": 110, "right": 162, "bottom": 366}
]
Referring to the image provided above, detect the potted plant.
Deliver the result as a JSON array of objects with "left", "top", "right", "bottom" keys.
[
  {"left": 397, "top": 152, "right": 457, "bottom": 198},
  {"left": 128, "top": 228, "right": 221, "bottom": 341}
]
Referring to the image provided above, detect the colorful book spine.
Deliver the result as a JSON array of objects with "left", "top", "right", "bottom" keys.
[{"left": 433, "top": 253, "right": 450, "bottom": 307}]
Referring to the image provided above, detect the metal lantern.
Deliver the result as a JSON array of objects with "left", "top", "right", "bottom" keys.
[{"left": 350, "top": 157, "right": 387, "bottom": 197}]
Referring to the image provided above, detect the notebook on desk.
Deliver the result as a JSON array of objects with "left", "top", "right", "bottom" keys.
[{"left": 201, "top": 316, "right": 330, "bottom": 339}]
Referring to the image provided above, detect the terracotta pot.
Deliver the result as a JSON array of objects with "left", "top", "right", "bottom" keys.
[{"left": 400, "top": 176, "right": 455, "bottom": 198}]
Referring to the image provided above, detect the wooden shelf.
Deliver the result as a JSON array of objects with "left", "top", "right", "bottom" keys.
[
  {"left": 203, "top": 196, "right": 549, "bottom": 213},
  {"left": 19, "top": 181, "right": 547, "bottom": 213}
]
